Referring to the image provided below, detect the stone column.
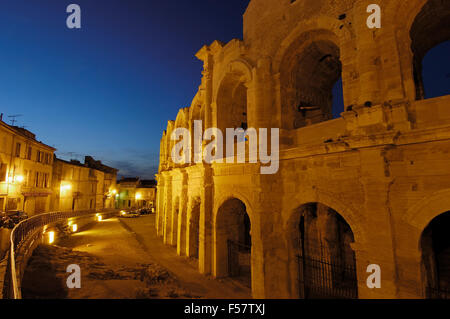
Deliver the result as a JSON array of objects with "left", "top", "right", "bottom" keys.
[
  {"left": 354, "top": 1, "right": 382, "bottom": 106},
  {"left": 163, "top": 174, "right": 172, "bottom": 245},
  {"left": 358, "top": 148, "right": 399, "bottom": 299},
  {"left": 249, "top": 57, "right": 274, "bottom": 130},
  {"left": 199, "top": 165, "right": 213, "bottom": 275},
  {"left": 155, "top": 174, "right": 164, "bottom": 236},
  {"left": 177, "top": 170, "right": 188, "bottom": 256}
]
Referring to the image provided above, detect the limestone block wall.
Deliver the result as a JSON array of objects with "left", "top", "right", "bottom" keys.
[{"left": 156, "top": 0, "right": 450, "bottom": 299}]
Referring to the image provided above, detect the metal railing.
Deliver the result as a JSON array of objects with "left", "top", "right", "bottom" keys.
[
  {"left": 4, "top": 209, "right": 117, "bottom": 299},
  {"left": 297, "top": 255, "right": 358, "bottom": 299},
  {"left": 227, "top": 240, "right": 251, "bottom": 279},
  {"left": 427, "top": 286, "right": 450, "bottom": 299}
]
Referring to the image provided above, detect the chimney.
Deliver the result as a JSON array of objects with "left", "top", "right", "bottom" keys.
[{"left": 0, "top": 113, "right": 3, "bottom": 121}]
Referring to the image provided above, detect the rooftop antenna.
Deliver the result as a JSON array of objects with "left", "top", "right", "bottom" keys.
[{"left": 8, "top": 114, "right": 23, "bottom": 126}]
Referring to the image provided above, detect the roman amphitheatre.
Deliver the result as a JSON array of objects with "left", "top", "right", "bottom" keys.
[{"left": 156, "top": 0, "right": 450, "bottom": 299}]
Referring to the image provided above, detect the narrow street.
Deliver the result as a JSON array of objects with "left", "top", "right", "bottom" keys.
[{"left": 21, "top": 215, "right": 251, "bottom": 299}]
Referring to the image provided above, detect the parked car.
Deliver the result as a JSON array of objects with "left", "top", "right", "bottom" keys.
[
  {"left": 0, "top": 212, "right": 12, "bottom": 229},
  {"left": 0, "top": 211, "right": 26, "bottom": 229},
  {"left": 138, "top": 208, "right": 151, "bottom": 215},
  {"left": 8, "top": 211, "right": 28, "bottom": 224},
  {"left": 118, "top": 210, "right": 140, "bottom": 218}
]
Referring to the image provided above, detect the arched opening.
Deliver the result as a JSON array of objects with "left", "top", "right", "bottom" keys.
[
  {"left": 179, "top": 202, "right": 187, "bottom": 255},
  {"left": 421, "top": 211, "right": 450, "bottom": 299},
  {"left": 421, "top": 41, "right": 450, "bottom": 99},
  {"left": 280, "top": 32, "right": 343, "bottom": 129},
  {"left": 215, "top": 198, "right": 251, "bottom": 288},
  {"left": 289, "top": 203, "right": 357, "bottom": 299},
  {"left": 188, "top": 197, "right": 201, "bottom": 259},
  {"left": 410, "top": 0, "right": 450, "bottom": 100},
  {"left": 217, "top": 73, "right": 248, "bottom": 132},
  {"left": 332, "top": 77, "right": 344, "bottom": 118}
]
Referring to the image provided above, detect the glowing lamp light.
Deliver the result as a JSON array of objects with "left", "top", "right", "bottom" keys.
[
  {"left": 135, "top": 193, "right": 142, "bottom": 200},
  {"left": 48, "top": 231, "right": 55, "bottom": 244},
  {"left": 61, "top": 183, "right": 72, "bottom": 192},
  {"left": 72, "top": 224, "right": 78, "bottom": 232},
  {"left": 112, "top": 189, "right": 117, "bottom": 195},
  {"left": 97, "top": 215, "right": 103, "bottom": 222},
  {"left": 15, "top": 175, "right": 24, "bottom": 183},
  {"left": 7, "top": 176, "right": 13, "bottom": 183}
]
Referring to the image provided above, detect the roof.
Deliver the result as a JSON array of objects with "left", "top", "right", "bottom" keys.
[
  {"left": 84, "top": 156, "right": 118, "bottom": 174},
  {"left": 0, "top": 119, "right": 56, "bottom": 151},
  {"left": 118, "top": 177, "right": 140, "bottom": 184},
  {"left": 55, "top": 156, "right": 119, "bottom": 175},
  {"left": 140, "top": 180, "right": 157, "bottom": 187}
]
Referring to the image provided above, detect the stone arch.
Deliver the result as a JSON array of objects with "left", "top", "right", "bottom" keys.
[
  {"left": 188, "top": 93, "right": 205, "bottom": 162},
  {"left": 276, "top": 27, "right": 345, "bottom": 130},
  {"left": 215, "top": 59, "right": 253, "bottom": 133},
  {"left": 404, "top": 189, "right": 450, "bottom": 247},
  {"left": 403, "top": 189, "right": 450, "bottom": 298},
  {"left": 213, "top": 195, "right": 253, "bottom": 288},
  {"left": 174, "top": 107, "right": 189, "bottom": 129},
  {"left": 388, "top": 0, "right": 450, "bottom": 101},
  {"left": 159, "top": 131, "right": 168, "bottom": 169},
  {"left": 166, "top": 121, "right": 175, "bottom": 167},
  {"left": 409, "top": 0, "right": 450, "bottom": 100},
  {"left": 171, "top": 108, "right": 190, "bottom": 166},
  {"left": 420, "top": 211, "right": 450, "bottom": 298},
  {"left": 214, "top": 190, "right": 255, "bottom": 224},
  {"left": 284, "top": 191, "right": 365, "bottom": 246},
  {"left": 273, "top": 15, "right": 347, "bottom": 73},
  {"left": 285, "top": 201, "right": 359, "bottom": 299}
]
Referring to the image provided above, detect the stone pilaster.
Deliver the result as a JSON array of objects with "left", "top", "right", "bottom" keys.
[{"left": 198, "top": 165, "right": 214, "bottom": 275}]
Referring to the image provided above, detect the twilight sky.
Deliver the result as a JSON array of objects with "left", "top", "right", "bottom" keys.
[{"left": 0, "top": 1, "right": 448, "bottom": 179}]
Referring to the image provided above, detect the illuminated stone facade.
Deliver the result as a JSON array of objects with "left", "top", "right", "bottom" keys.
[
  {"left": 50, "top": 157, "right": 118, "bottom": 212},
  {"left": 117, "top": 178, "right": 157, "bottom": 210},
  {"left": 156, "top": 0, "right": 450, "bottom": 299},
  {"left": 0, "top": 119, "right": 55, "bottom": 215}
]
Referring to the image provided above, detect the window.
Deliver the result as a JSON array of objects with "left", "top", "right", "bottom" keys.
[
  {"left": 35, "top": 172, "right": 39, "bottom": 187},
  {"left": 15, "top": 143, "right": 21, "bottom": 157},
  {"left": 44, "top": 173, "right": 49, "bottom": 188},
  {"left": 27, "top": 147, "right": 32, "bottom": 160},
  {"left": 36, "top": 151, "right": 41, "bottom": 162}
]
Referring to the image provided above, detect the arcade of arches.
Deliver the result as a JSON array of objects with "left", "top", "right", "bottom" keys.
[{"left": 156, "top": 0, "right": 450, "bottom": 298}]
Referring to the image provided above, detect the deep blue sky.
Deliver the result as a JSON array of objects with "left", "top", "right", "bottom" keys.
[
  {"left": 0, "top": 0, "right": 250, "bottom": 179},
  {"left": 0, "top": 1, "right": 448, "bottom": 179}
]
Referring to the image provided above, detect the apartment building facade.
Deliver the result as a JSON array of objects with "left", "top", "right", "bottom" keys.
[{"left": 0, "top": 119, "right": 55, "bottom": 215}]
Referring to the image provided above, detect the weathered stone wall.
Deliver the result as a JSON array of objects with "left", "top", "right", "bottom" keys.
[{"left": 156, "top": 0, "right": 450, "bottom": 298}]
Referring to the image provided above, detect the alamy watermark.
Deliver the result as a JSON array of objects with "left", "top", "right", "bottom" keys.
[
  {"left": 170, "top": 121, "right": 279, "bottom": 175},
  {"left": 66, "top": 264, "right": 81, "bottom": 289}
]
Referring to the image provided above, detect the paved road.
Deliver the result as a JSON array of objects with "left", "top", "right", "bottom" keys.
[
  {"left": 22, "top": 215, "right": 251, "bottom": 299},
  {"left": 118, "top": 215, "right": 251, "bottom": 299}
]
